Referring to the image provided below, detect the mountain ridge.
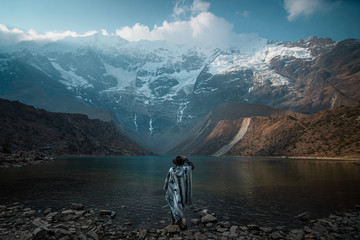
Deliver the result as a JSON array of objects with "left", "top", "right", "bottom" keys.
[{"left": 1, "top": 36, "right": 359, "bottom": 153}]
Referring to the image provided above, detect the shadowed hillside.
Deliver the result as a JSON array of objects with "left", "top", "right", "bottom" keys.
[{"left": 0, "top": 99, "right": 150, "bottom": 156}]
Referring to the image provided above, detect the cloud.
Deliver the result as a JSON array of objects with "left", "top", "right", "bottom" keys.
[
  {"left": 0, "top": 24, "right": 97, "bottom": 45},
  {"left": 236, "top": 10, "right": 250, "bottom": 18},
  {"left": 284, "top": 0, "right": 340, "bottom": 21},
  {"left": 116, "top": 12, "right": 239, "bottom": 47},
  {"left": 172, "top": 0, "right": 210, "bottom": 19},
  {"left": 191, "top": 0, "right": 210, "bottom": 15}
]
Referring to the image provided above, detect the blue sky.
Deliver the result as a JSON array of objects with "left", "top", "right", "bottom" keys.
[{"left": 0, "top": 0, "right": 359, "bottom": 44}]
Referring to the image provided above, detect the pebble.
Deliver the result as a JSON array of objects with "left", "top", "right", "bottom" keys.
[{"left": 0, "top": 203, "right": 359, "bottom": 240}]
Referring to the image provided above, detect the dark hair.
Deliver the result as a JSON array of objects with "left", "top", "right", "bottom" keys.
[{"left": 172, "top": 156, "right": 185, "bottom": 166}]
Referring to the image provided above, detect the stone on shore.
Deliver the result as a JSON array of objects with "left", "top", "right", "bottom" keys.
[
  {"left": 1, "top": 202, "right": 360, "bottom": 240},
  {"left": 71, "top": 203, "right": 84, "bottom": 210},
  {"left": 164, "top": 224, "right": 180, "bottom": 233},
  {"left": 201, "top": 214, "right": 217, "bottom": 223}
]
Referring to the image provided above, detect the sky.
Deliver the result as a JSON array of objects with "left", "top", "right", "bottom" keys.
[{"left": 0, "top": 0, "right": 359, "bottom": 46}]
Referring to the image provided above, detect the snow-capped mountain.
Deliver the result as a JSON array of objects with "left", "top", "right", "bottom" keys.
[{"left": 1, "top": 35, "right": 359, "bottom": 153}]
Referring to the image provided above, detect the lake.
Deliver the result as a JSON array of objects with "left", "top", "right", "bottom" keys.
[{"left": 0, "top": 156, "right": 359, "bottom": 229}]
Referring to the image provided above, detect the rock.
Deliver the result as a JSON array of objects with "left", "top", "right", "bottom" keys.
[
  {"left": 61, "top": 209, "right": 75, "bottom": 215},
  {"left": 247, "top": 224, "right": 259, "bottom": 231},
  {"left": 110, "top": 211, "right": 116, "bottom": 218},
  {"left": 201, "top": 214, "right": 217, "bottom": 223},
  {"left": 55, "top": 228, "right": 71, "bottom": 238},
  {"left": 297, "top": 211, "right": 311, "bottom": 221},
  {"left": 218, "top": 221, "right": 232, "bottom": 228},
  {"left": 260, "top": 227, "right": 273, "bottom": 233},
  {"left": 194, "top": 232, "right": 207, "bottom": 240},
  {"left": 45, "top": 212, "right": 58, "bottom": 221},
  {"left": 87, "top": 229, "right": 99, "bottom": 240},
  {"left": 71, "top": 203, "right": 84, "bottom": 210},
  {"left": 191, "top": 218, "right": 200, "bottom": 225},
  {"left": 312, "top": 222, "right": 328, "bottom": 234},
  {"left": 32, "top": 218, "right": 50, "bottom": 228},
  {"left": 228, "top": 232, "right": 238, "bottom": 238},
  {"left": 23, "top": 209, "right": 36, "bottom": 217},
  {"left": 33, "top": 227, "right": 48, "bottom": 239},
  {"left": 217, "top": 227, "right": 228, "bottom": 233},
  {"left": 205, "top": 223, "right": 213, "bottom": 228},
  {"left": 271, "top": 231, "right": 283, "bottom": 239},
  {"left": 138, "top": 229, "right": 147, "bottom": 239},
  {"left": 99, "top": 210, "right": 112, "bottom": 216},
  {"left": 44, "top": 208, "right": 52, "bottom": 215},
  {"left": 230, "top": 225, "right": 238, "bottom": 233},
  {"left": 164, "top": 224, "right": 180, "bottom": 233}
]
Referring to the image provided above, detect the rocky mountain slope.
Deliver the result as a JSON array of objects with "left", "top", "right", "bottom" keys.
[
  {"left": 1, "top": 36, "right": 359, "bottom": 153},
  {"left": 175, "top": 102, "right": 360, "bottom": 158},
  {"left": 0, "top": 99, "right": 150, "bottom": 156}
]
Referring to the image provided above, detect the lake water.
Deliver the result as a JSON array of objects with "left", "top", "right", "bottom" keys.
[{"left": 0, "top": 156, "right": 360, "bottom": 229}]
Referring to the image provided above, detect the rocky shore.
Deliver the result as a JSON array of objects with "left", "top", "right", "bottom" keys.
[
  {"left": 0, "top": 151, "right": 54, "bottom": 168},
  {"left": 0, "top": 202, "right": 359, "bottom": 240}
]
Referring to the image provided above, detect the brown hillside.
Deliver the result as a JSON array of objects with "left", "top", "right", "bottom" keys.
[{"left": 228, "top": 104, "right": 360, "bottom": 157}]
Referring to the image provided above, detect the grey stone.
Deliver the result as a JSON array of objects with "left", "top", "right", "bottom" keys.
[
  {"left": 229, "top": 225, "right": 238, "bottom": 233},
  {"left": 297, "top": 211, "right": 311, "bottom": 221},
  {"left": 247, "top": 224, "right": 259, "bottom": 231},
  {"left": 217, "top": 227, "right": 228, "bottom": 233},
  {"left": 194, "top": 232, "right": 207, "bottom": 240},
  {"left": 87, "top": 229, "right": 99, "bottom": 240},
  {"left": 260, "top": 227, "right": 272, "bottom": 233},
  {"left": 23, "top": 210, "right": 36, "bottom": 217},
  {"left": 46, "top": 212, "right": 58, "bottom": 220},
  {"left": 271, "top": 231, "right": 283, "bottom": 239},
  {"left": 99, "top": 210, "right": 112, "bottom": 216},
  {"left": 205, "top": 223, "right": 213, "bottom": 227},
  {"left": 222, "top": 231, "right": 230, "bottom": 236},
  {"left": 164, "top": 224, "right": 180, "bottom": 233},
  {"left": 44, "top": 208, "right": 52, "bottom": 215},
  {"left": 201, "top": 214, "right": 217, "bottom": 223},
  {"left": 191, "top": 218, "right": 200, "bottom": 225},
  {"left": 33, "top": 227, "right": 48, "bottom": 238},
  {"left": 32, "top": 218, "right": 50, "bottom": 228},
  {"left": 312, "top": 222, "right": 328, "bottom": 234},
  {"left": 71, "top": 203, "right": 84, "bottom": 210},
  {"left": 61, "top": 209, "right": 75, "bottom": 215},
  {"left": 138, "top": 229, "right": 147, "bottom": 239},
  {"left": 228, "top": 232, "right": 238, "bottom": 238}
]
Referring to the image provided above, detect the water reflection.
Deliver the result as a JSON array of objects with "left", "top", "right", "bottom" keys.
[{"left": 0, "top": 156, "right": 359, "bottom": 229}]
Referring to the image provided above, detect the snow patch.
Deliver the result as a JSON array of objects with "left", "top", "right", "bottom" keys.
[{"left": 51, "top": 61, "right": 93, "bottom": 89}]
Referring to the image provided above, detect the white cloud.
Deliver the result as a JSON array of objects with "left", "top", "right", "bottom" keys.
[
  {"left": 0, "top": 24, "right": 97, "bottom": 45},
  {"left": 236, "top": 10, "right": 250, "bottom": 18},
  {"left": 191, "top": 0, "right": 210, "bottom": 15},
  {"left": 284, "top": 0, "right": 340, "bottom": 21},
  {"left": 116, "top": 12, "right": 239, "bottom": 47},
  {"left": 172, "top": 0, "right": 210, "bottom": 19}
]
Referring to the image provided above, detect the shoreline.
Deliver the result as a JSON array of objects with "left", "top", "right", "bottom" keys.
[
  {"left": 0, "top": 202, "right": 359, "bottom": 240},
  {"left": 1, "top": 152, "right": 359, "bottom": 169}
]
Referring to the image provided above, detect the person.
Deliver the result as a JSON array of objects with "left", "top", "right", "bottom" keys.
[{"left": 164, "top": 156, "right": 195, "bottom": 230}]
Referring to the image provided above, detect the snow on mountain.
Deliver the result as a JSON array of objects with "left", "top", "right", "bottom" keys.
[
  {"left": 208, "top": 43, "right": 313, "bottom": 86},
  {"left": 1, "top": 34, "right": 343, "bottom": 153}
]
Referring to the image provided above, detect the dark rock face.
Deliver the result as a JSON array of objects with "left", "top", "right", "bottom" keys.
[{"left": 0, "top": 99, "right": 150, "bottom": 157}]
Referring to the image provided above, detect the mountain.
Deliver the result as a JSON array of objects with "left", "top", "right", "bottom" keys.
[
  {"left": 0, "top": 99, "right": 150, "bottom": 156},
  {"left": 174, "top": 103, "right": 360, "bottom": 157},
  {"left": 0, "top": 35, "right": 359, "bottom": 153}
]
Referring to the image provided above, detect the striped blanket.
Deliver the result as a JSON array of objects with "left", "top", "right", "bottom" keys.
[{"left": 164, "top": 165, "right": 192, "bottom": 222}]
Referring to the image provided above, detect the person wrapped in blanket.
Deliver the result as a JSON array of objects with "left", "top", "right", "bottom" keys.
[{"left": 164, "top": 156, "right": 195, "bottom": 230}]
